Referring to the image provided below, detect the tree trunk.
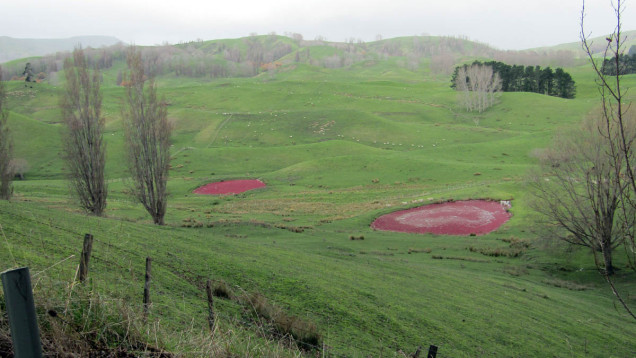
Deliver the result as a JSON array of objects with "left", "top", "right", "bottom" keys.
[
  {"left": 153, "top": 215, "right": 165, "bottom": 226},
  {"left": 601, "top": 239, "right": 615, "bottom": 276}
]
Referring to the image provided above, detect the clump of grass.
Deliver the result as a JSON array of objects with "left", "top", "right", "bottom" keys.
[
  {"left": 274, "top": 224, "right": 306, "bottom": 233},
  {"left": 503, "top": 265, "right": 529, "bottom": 276},
  {"left": 181, "top": 217, "right": 204, "bottom": 228},
  {"left": 468, "top": 246, "right": 524, "bottom": 257},
  {"left": 500, "top": 237, "right": 531, "bottom": 249},
  {"left": 432, "top": 255, "right": 489, "bottom": 263},
  {"left": 543, "top": 278, "right": 591, "bottom": 291},
  {"left": 212, "top": 281, "right": 234, "bottom": 299},
  {"left": 368, "top": 251, "right": 394, "bottom": 256},
  {"left": 408, "top": 248, "right": 432, "bottom": 254},
  {"left": 1, "top": 285, "right": 171, "bottom": 357},
  {"left": 2, "top": 268, "right": 304, "bottom": 358},
  {"left": 349, "top": 235, "right": 365, "bottom": 240},
  {"left": 469, "top": 237, "right": 530, "bottom": 258},
  {"left": 358, "top": 250, "right": 393, "bottom": 256},
  {"left": 242, "top": 292, "right": 322, "bottom": 352}
]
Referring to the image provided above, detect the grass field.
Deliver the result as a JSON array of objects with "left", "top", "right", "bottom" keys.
[{"left": 1, "top": 38, "right": 635, "bottom": 356}]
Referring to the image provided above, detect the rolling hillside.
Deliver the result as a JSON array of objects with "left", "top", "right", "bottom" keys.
[{"left": 1, "top": 36, "right": 635, "bottom": 356}]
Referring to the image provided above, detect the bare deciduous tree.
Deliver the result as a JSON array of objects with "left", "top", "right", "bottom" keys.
[
  {"left": 581, "top": 0, "right": 636, "bottom": 321},
  {"left": 122, "top": 47, "right": 171, "bottom": 225},
  {"left": 61, "top": 47, "right": 107, "bottom": 215},
  {"left": 0, "top": 67, "right": 13, "bottom": 200},
  {"left": 454, "top": 63, "right": 502, "bottom": 115},
  {"left": 529, "top": 115, "right": 634, "bottom": 276},
  {"left": 532, "top": 0, "right": 636, "bottom": 321}
]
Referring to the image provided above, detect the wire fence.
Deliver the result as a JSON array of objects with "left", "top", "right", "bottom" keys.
[{"left": 0, "top": 205, "right": 439, "bottom": 357}]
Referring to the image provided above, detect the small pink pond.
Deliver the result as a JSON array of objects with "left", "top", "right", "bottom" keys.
[
  {"left": 193, "top": 179, "right": 266, "bottom": 195},
  {"left": 371, "top": 200, "right": 511, "bottom": 236}
]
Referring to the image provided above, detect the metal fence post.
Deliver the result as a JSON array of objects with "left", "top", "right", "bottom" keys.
[
  {"left": 427, "top": 345, "right": 438, "bottom": 358},
  {"left": 1, "top": 267, "right": 42, "bottom": 358}
]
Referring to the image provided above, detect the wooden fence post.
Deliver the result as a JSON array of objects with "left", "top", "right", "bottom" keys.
[
  {"left": 143, "top": 257, "right": 152, "bottom": 319},
  {"left": 1, "top": 267, "right": 43, "bottom": 358},
  {"left": 427, "top": 345, "right": 438, "bottom": 358},
  {"left": 205, "top": 279, "right": 215, "bottom": 332},
  {"left": 78, "top": 234, "right": 94, "bottom": 283}
]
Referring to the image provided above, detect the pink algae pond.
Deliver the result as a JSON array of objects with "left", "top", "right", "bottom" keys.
[
  {"left": 371, "top": 200, "right": 511, "bottom": 236},
  {"left": 193, "top": 179, "right": 266, "bottom": 195}
]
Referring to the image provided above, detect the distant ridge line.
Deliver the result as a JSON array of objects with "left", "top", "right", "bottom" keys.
[{"left": 0, "top": 35, "right": 122, "bottom": 63}]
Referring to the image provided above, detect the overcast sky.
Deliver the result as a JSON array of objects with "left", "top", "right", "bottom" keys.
[{"left": 2, "top": 0, "right": 634, "bottom": 50}]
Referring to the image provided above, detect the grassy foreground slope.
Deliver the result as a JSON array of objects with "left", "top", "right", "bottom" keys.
[{"left": 1, "top": 41, "right": 635, "bottom": 356}]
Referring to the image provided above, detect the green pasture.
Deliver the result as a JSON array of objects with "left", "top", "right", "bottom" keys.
[{"left": 1, "top": 49, "right": 635, "bottom": 356}]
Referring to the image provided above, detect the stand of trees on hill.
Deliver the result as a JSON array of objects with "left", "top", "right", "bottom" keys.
[
  {"left": 451, "top": 61, "right": 576, "bottom": 99},
  {"left": 454, "top": 63, "right": 502, "bottom": 113},
  {"left": 601, "top": 50, "right": 636, "bottom": 75}
]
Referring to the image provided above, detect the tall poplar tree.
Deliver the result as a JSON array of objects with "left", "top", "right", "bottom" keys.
[
  {"left": 60, "top": 47, "right": 107, "bottom": 215},
  {"left": 121, "top": 47, "right": 172, "bottom": 225}
]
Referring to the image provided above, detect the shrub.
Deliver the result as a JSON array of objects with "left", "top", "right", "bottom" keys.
[
  {"left": 468, "top": 246, "right": 524, "bottom": 258},
  {"left": 212, "top": 281, "right": 233, "bottom": 299}
]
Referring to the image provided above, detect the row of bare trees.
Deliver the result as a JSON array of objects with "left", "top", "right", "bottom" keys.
[
  {"left": 530, "top": 0, "right": 636, "bottom": 320},
  {"left": 0, "top": 33, "right": 579, "bottom": 85},
  {"left": 60, "top": 47, "right": 171, "bottom": 225}
]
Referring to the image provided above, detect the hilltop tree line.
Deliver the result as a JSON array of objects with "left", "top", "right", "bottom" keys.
[
  {"left": 0, "top": 34, "right": 580, "bottom": 84},
  {"left": 451, "top": 61, "right": 576, "bottom": 99}
]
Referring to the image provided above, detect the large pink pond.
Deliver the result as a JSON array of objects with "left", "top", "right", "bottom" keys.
[{"left": 371, "top": 200, "right": 511, "bottom": 235}]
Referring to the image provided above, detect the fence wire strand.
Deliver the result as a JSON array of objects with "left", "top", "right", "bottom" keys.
[{"left": 0, "top": 206, "right": 431, "bottom": 357}]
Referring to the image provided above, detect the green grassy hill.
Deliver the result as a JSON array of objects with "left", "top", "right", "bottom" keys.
[
  {"left": 1, "top": 38, "right": 635, "bottom": 356},
  {"left": 532, "top": 30, "right": 636, "bottom": 55}
]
